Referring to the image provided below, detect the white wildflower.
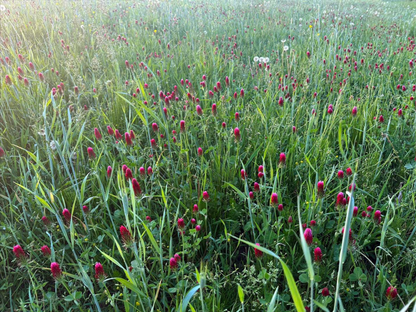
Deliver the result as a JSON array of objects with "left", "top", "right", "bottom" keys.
[
  {"left": 253, "top": 56, "right": 259, "bottom": 62},
  {"left": 264, "top": 57, "right": 270, "bottom": 63},
  {"left": 0, "top": 5, "right": 5, "bottom": 11},
  {"left": 50, "top": 140, "right": 57, "bottom": 151},
  {"left": 284, "top": 46, "right": 289, "bottom": 51},
  {"left": 259, "top": 57, "right": 265, "bottom": 63},
  {"left": 281, "top": 39, "right": 286, "bottom": 43}
]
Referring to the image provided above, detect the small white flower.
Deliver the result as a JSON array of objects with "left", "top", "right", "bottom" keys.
[
  {"left": 71, "top": 152, "right": 77, "bottom": 160},
  {"left": 264, "top": 57, "right": 270, "bottom": 63},
  {"left": 38, "top": 129, "right": 45, "bottom": 136},
  {"left": 281, "top": 39, "right": 286, "bottom": 43},
  {"left": 284, "top": 46, "right": 289, "bottom": 51},
  {"left": 350, "top": 22, "right": 354, "bottom": 26},
  {"left": 259, "top": 57, "right": 265, "bottom": 63},
  {"left": 253, "top": 56, "right": 259, "bottom": 62},
  {"left": 50, "top": 140, "right": 57, "bottom": 151},
  {"left": 0, "top": 5, "right": 6, "bottom": 11}
]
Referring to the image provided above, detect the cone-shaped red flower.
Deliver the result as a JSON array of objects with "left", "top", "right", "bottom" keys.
[
  {"left": 94, "top": 128, "right": 102, "bottom": 140},
  {"left": 132, "top": 178, "right": 142, "bottom": 196},
  {"left": 279, "top": 153, "right": 286, "bottom": 166},
  {"left": 270, "top": 193, "right": 278, "bottom": 206},
  {"left": 322, "top": 287, "right": 329, "bottom": 297},
  {"left": 42, "top": 216, "right": 51, "bottom": 227},
  {"left": 353, "top": 206, "right": 358, "bottom": 217},
  {"left": 62, "top": 208, "right": 71, "bottom": 223},
  {"left": 177, "top": 218, "right": 185, "bottom": 229},
  {"left": 41, "top": 245, "right": 51, "bottom": 257},
  {"left": 120, "top": 225, "right": 132, "bottom": 245},
  {"left": 107, "top": 126, "right": 114, "bottom": 136},
  {"left": 374, "top": 210, "right": 381, "bottom": 224},
  {"left": 13, "top": 245, "right": 26, "bottom": 261},
  {"left": 0, "top": 147, "right": 5, "bottom": 157},
  {"left": 386, "top": 286, "right": 397, "bottom": 300},
  {"left": 317, "top": 181, "right": 324, "bottom": 197},
  {"left": 87, "top": 147, "right": 96, "bottom": 159},
  {"left": 304, "top": 228, "right": 313, "bottom": 246},
  {"left": 234, "top": 127, "right": 241, "bottom": 141},
  {"left": 203, "top": 191, "right": 210, "bottom": 201},
  {"left": 170, "top": 257, "right": 178, "bottom": 269},
  {"left": 336, "top": 192, "right": 345, "bottom": 207},
  {"left": 314, "top": 247, "right": 322, "bottom": 263},
  {"left": 51, "top": 262, "right": 62, "bottom": 279},
  {"left": 152, "top": 123, "right": 159, "bottom": 132},
  {"left": 337, "top": 170, "right": 344, "bottom": 179},
  {"left": 115, "top": 129, "right": 122, "bottom": 140},
  {"left": 125, "top": 168, "right": 133, "bottom": 180},
  {"left": 180, "top": 120, "right": 185, "bottom": 133},
  {"left": 198, "top": 147, "right": 203, "bottom": 157},
  {"left": 254, "top": 243, "right": 263, "bottom": 258},
  {"left": 241, "top": 169, "right": 247, "bottom": 180},
  {"left": 212, "top": 103, "right": 217, "bottom": 116},
  {"left": 94, "top": 262, "right": 106, "bottom": 281},
  {"left": 196, "top": 105, "right": 203, "bottom": 116},
  {"left": 125, "top": 132, "right": 133, "bottom": 145},
  {"left": 107, "top": 166, "right": 112, "bottom": 178}
]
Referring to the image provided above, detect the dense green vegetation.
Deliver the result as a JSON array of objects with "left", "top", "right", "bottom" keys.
[{"left": 1, "top": 0, "right": 416, "bottom": 311}]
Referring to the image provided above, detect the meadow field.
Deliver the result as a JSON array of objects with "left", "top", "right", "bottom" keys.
[{"left": 1, "top": 0, "right": 416, "bottom": 311}]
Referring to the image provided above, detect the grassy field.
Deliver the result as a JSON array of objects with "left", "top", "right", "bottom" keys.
[{"left": 1, "top": 0, "right": 416, "bottom": 311}]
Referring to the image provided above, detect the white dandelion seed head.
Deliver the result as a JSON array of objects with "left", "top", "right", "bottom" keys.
[
  {"left": 0, "top": 5, "right": 6, "bottom": 11},
  {"left": 259, "top": 57, "right": 265, "bottom": 63},
  {"left": 281, "top": 39, "right": 286, "bottom": 43},
  {"left": 253, "top": 56, "right": 259, "bottom": 62},
  {"left": 71, "top": 151, "right": 77, "bottom": 160},
  {"left": 284, "top": 46, "right": 289, "bottom": 51},
  {"left": 50, "top": 140, "right": 57, "bottom": 151}
]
